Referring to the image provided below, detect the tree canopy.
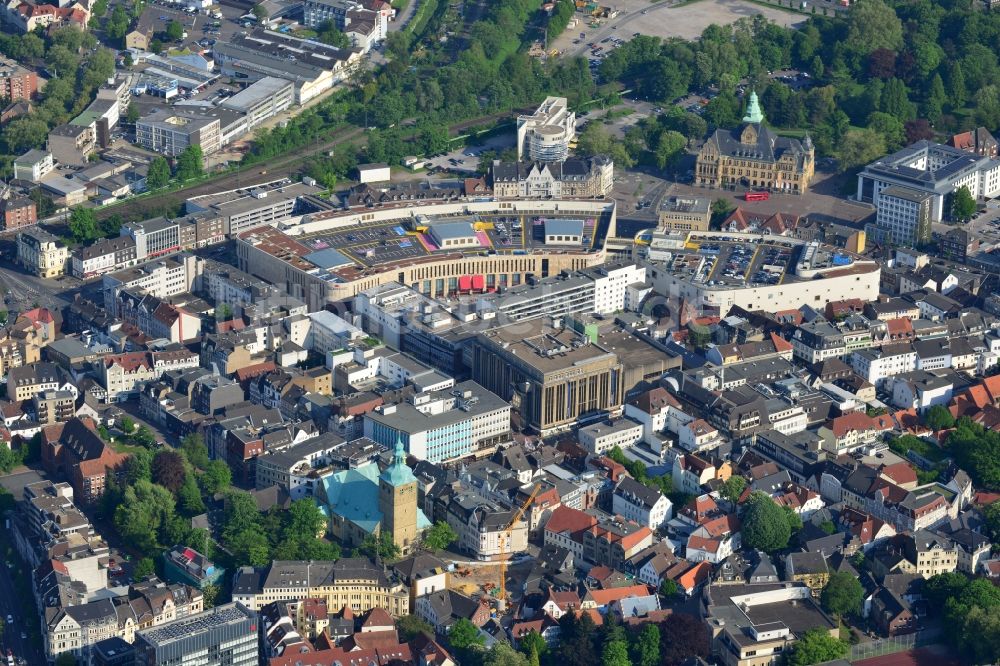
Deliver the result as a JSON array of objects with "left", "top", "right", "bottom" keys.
[
  {"left": 788, "top": 628, "right": 849, "bottom": 666},
  {"left": 741, "top": 491, "right": 793, "bottom": 553}
]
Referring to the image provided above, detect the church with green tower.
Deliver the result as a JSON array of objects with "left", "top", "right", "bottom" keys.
[
  {"left": 695, "top": 91, "right": 815, "bottom": 194},
  {"left": 317, "top": 436, "right": 430, "bottom": 556}
]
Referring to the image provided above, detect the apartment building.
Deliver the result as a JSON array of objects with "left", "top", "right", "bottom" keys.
[
  {"left": 98, "top": 350, "right": 200, "bottom": 402},
  {"left": 578, "top": 419, "right": 643, "bottom": 455},
  {"left": 0, "top": 55, "right": 38, "bottom": 100},
  {"left": 13, "top": 149, "right": 53, "bottom": 182},
  {"left": 48, "top": 122, "right": 96, "bottom": 166},
  {"left": 103, "top": 254, "right": 200, "bottom": 316},
  {"left": 1, "top": 196, "right": 37, "bottom": 230},
  {"left": 612, "top": 476, "right": 672, "bottom": 530},
  {"left": 71, "top": 235, "right": 138, "bottom": 278},
  {"left": 445, "top": 492, "right": 529, "bottom": 561},
  {"left": 851, "top": 344, "right": 917, "bottom": 387},
  {"left": 17, "top": 227, "right": 69, "bottom": 277}
]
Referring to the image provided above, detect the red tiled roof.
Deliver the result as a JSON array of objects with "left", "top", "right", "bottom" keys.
[
  {"left": 587, "top": 584, "right": 651, "bottom": 607},
  {"left": 544, "top": 505, "right": 597, "bottom": 537}
]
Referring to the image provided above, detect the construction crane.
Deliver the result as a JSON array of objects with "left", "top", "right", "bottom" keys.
[{"left": 497, "top": 483, "right": 541, "bottom": 606}]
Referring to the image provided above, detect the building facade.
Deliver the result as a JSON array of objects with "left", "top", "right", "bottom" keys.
[
  {"left": 17, "top": 227, "right": 69, "bottom": 278},
  {"left": 516, "top": 96, "right": 576, "bottom": 162},
  {"left": 695, "top": 93, "right": 815, "bottom": 194}
]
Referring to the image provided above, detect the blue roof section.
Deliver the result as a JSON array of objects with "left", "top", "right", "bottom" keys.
[
  {"left": 318, "top": 458, "right": 429, "bottom": 535},
  {"left": 320, "top": 463, "right": 383, "bottom": 533},
  {"left": 304, "top": 247, "right": 354, "bottom": 270},
  {"left": 545, "top": 218, "right": 584, "bottom": 237}
]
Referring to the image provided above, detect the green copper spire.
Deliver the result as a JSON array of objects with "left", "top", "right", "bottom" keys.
[
  {"left": 381, "top": 435, "right": 417, "bottom": 487},
  {"left": 743, "top": 90, "right": 764, "bottom": 124}
]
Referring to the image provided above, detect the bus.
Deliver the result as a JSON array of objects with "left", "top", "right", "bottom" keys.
[{"left": 745, "top": 190, "right": 770, "bottom": 202}]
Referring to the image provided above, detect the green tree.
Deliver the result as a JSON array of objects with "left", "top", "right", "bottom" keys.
[
  {"left": 149, "top": 38, "right": 163, "bottom": 54},
  {"left": 55, "top": 652, "right": 77, "bottom": 666},
  {"left": 423, "top": 521, "right": 459, "bottom": 551},
  {"left": 114, "top": 479, "right": 176, "bottom": 553},
  {"left": 845, "top": 0, "right": 902, "bottom": 56},
  {"left": 719, "top": 475, "right": 746, "bottom": 505},
  {"left": 200, "top": 460, "right": 231, "bottom": 495},
  {"left": 484, "top": 641, "right": 530, "bottom": 666},
  {"left": 68, "top": 207, "right": 99, "bottom": 243},
  {"left": 982, "top": 501, "right": 1000, "bottom": 544},
  {"left": 202, "top": 583, "right": 221, "bottom": 608},
  {"left": 120, "top": 416, "right": 135, "bottom": 433},
  {"left": 132, "top": 425, "right": 156, "bottom": 448},
  {"left": 659, "top": 578, "right": 679, "bottom": 599},
  {"left": 518, "top": 630, "right": 547, "bottom": 662},
  {"left": 147, "top": 156, "right": 170, "bottom": 189},
  {"left": 106, "top": 5, "right": 129, "bottom": 42},
  {"left": 133, "top": 556, "right": 156, "bottom": 581},
  {"left": 316, "top": 20, "right": 350, "bottom": 48},
  {"left": 951, "top": 186, "right": 976, "bottom": 223},
  {"left": 601, "top": 639, "right": 629, "bottom": 666},
  {"left": 654, "top": 130, "right": 686, "bottom": 170},
  {"left": 630, "top": 622, "right": 659, "bottom": 666},
  {"left": 360, "top": 531, "right": 401, "bottom": 560},
  {"left": 181, "top": 433, "right": 209, "bottom": 470},
  {"left": 925, "top": 73, "right": 946, "bottom": 122},
  {"left": 788, "top": 627, "right": 849, "bottom": 666},
  {"left": 449, "top": 617, "right": 485, "bottom": 650},
  {"left": 166, "top": 20, "right": 184, "bottom": 41},
  {"left": 176, "top": 145, "right": 204, "bottom": 180},
  {"left": 867, "top": 112, "right": 906, "bottom": 152},
  {"left": 741, "top": 491, "right": 792, "bottom": 553},
  {"left": 396, "top": 614, "right": 434, "bottom": 641},
  {"left": 252, "top": 3, "right": 267, "bottom": 19},
  {"left": 177, "top": 473, "right": 205, "bottom": 516},
  {"left": 924, "top": 404, "right": 956, "bottom": 431},
  {"left": 821, "top": 572, "right": 864, "bottom": 619},
  {"left": 836, "top": 128, "right": 886, "bottom": 174}
]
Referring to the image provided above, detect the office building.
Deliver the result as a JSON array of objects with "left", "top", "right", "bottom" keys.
[
  {"left": 103, "top": 254, "right": 200, "bottom": 316},
  {"left": 857, "top": 140, "right": 1000, "bottom": 222},
  {"left": 516, "top": 96, "right": 576, "bottom": 162},
  {"left": 871, "top": 185, "right": 934, "bottom": 246},
  {"left": 578, "top": 418, "right": 643, "bottom": 455},
  {"left": 658, "top": 196, "right": 711, "bottom": 232},
  {"left": 214, "top": 30, "right": 359, "bottom": 105},
  {"left": 122, "top": 217, "right": 182, "bottom": 260},
  {"left": 134, "top": 603, "right": 258, "bottom": 666},
  {"left": 231, "top": 558, "right": 409, "bottom": 615},
  {"left": 186, "top": 181, "right": 323, "bottom": 236},
  {"left": 471, "top": 319, "right": 624, "bottom": 435},
  {"left": 136, "top": 107, "right": 232, "bottom": 156},
  {"left": 219, "top": 76, "right": 294, "bottom": 130},
  {"left": 696, "top": 92, "right": 815, "bottom": 193},
  {"left": 364, "top": 380, "right": 511, "bottom": 462}
]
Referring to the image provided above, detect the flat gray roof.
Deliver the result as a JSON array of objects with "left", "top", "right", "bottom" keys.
[
  {"left": 431, "top": 221, "right": 477, "bottom": 240},
  {"left": 220, "top": 76, "right": 292, "bottom": 111},
  {"left": 545, "top": 218, "right": 584, "bottom": 237}
]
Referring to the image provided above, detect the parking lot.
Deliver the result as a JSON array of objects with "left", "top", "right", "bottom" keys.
[{"left": 678, "top": 236, "right": 800, "bottom": 287}]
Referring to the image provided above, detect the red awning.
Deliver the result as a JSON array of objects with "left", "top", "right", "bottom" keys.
[
  {"left": 471, "top": 274, "right": 485, "bottom": 290},
  {"left": 458, "top": 275, "right": 472, "bottom": 291}
]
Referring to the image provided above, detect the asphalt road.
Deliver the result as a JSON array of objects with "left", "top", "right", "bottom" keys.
[{"left": 0, "top": 537, "right": 45, "bottom": 666}]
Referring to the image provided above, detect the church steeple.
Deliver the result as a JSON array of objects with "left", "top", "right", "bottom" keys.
[{"left": 743, "top": 90, "right": 764, "bottom": 124}]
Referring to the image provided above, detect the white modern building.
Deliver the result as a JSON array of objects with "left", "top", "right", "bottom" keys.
[
  {"left": 871, "top": 186, "right": 934, "bottom": 246},
  {"left": 578, "top": 418, "right": 643, "bottom": 456},
  {"left": 13, "top": 149, "right": 53, "bottom": 182},
  {"left": 516, "top": 96, "right": 575, "bottom": 162},
  {"left": 103, "top": 254, "right": 200, "bottom": 317},
  {"left": 857, "top": 140, "right": 1000, "bottom": 222},
  {"left": 364, "top": 381, "right": 511, "bottom": 462}
]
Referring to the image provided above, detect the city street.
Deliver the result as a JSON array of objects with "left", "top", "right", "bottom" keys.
[{"left": 0, "top": 554, "right": 44, "bottom": 666}]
